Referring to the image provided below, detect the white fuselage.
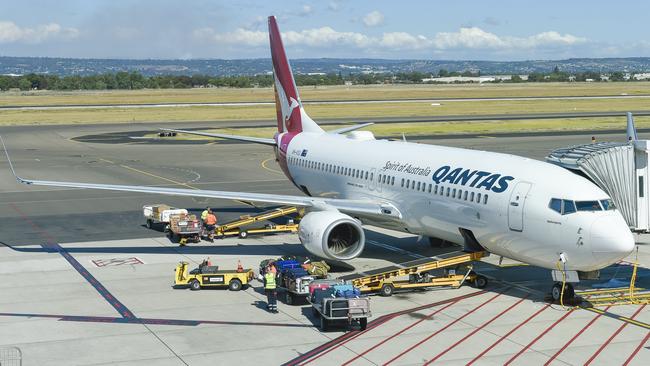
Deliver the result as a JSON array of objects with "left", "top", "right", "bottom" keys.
[{"left": 280, "top": 132, "right": 634, "bottom": 271}]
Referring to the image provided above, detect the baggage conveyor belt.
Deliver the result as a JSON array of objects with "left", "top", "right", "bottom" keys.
[{"left": 338, "top": 251, "right": 488, "bottom": 295}]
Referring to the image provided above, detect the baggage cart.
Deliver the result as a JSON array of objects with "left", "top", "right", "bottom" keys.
[
  {"left": 310, "top": 295, "right": 371, "bottom": 332},
  {"left": 168, "top": 213, "right": 202, "bottom": 245},
  {"left": 143, "top": 204, "right": 188, "bottom": 231}
]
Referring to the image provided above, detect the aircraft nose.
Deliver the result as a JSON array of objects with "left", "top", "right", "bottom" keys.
[{"left": 590, "top": 215, "right": 635, "bottom": 258}]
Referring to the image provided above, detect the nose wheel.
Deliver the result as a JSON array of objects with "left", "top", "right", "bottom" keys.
[{"left": 551, "top": 282, "right": 575, "bottom": 303}]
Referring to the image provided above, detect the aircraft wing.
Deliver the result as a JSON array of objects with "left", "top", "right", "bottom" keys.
[
  {"left": 2, "top": 136, "right": 401, "bottom": 219},
  {"left": 158, "top": 128, "right": 276, "bottom": 146}
]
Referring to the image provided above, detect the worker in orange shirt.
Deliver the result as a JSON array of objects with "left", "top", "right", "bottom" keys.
[{"left": 204, "top": 210, "right": 218, "bottom": 241}]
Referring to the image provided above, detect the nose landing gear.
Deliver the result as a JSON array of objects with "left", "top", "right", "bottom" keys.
[{"left": 551, "top": 282, "right": 575, "bottom": 303}]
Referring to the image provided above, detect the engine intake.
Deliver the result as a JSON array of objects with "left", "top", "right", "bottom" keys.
[{"left": 298, "top": 211, "right": 365, "bottom": 260}]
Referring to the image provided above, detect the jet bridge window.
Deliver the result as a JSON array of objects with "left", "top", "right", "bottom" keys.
[{"left": 575, "top": 201, "right": 603, "bottom": 211}]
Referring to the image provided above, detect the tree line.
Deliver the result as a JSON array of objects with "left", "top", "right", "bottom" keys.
[{"left": 0, "top": 68, "right": 642, "bottom": 91}]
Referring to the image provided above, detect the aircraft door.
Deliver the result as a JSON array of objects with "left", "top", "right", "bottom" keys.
[
  {"left": 369, "top": 168, "right": 377, "bottom": 191},
  {"left": 508, "top": 182, "right": 532, "bottom": 231}
]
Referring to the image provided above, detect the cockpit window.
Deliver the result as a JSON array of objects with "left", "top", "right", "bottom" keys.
[
  {"left": 575, "top": 201, "right": 603, "bottom": 211},
  {"left": 549, "top": 198, "right": 561, "bottom": 214},
  {"left": 562, "top": 200, "right": 576, "bottom": 214},
  {"left": 600, "top": 199, "right": 616, "bottom": 210}
]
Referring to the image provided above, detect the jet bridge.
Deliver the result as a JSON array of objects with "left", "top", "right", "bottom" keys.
[{"left": 546, "top": 135, "right": 650, "bottom": 232}]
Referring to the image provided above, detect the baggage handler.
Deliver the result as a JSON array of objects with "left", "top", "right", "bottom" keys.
[
  {"left": 263, "top": 267, "right": 278, "bottom": 313},
  {"left": 204, "top": 210, "right": 218, "bottom": 241}
]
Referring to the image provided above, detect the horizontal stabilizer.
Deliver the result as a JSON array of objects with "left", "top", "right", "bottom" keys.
[
  {"left": 159, "top": 128, "right": 276, "bottom": 146},
  {"left": 328, "top": 122, "right": 374, "bottom": 134}
]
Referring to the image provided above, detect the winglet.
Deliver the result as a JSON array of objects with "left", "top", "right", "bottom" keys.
[
  {"left": 627, "top": 112, "right": 638, "bottom": 142},
  {"left": 0, "top": 135, "right": 31, "bottom": 185}
]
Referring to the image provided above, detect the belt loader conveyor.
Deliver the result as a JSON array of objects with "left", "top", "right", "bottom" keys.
[
  {"left": 338, "top": 251, "right": 488, "bottom": 296},
  {"left": 215, "top": 206, "right": 299, "bottom": 239}
]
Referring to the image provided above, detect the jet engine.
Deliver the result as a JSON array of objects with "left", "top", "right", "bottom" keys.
[{"left": 298, "top": 211, "right": 365, "bottom": 260}]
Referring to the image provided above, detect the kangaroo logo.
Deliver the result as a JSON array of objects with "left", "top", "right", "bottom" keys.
[{"left": 274, "top": 72, "right": 300, "bottom": 132}]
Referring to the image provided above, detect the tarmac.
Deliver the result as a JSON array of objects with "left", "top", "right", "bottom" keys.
[{"left": 1, "top": 123, "right": 650, "bottom": 365}]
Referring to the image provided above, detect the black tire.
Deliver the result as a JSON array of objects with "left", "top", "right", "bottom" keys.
[
  {"left": 228, "top": 279, "right": 242, "bottom": 291},
  {"left": 146, "top": 219, "right": 153, "bottom": 229},
  {"left": 286, "top": 292, "right": 294, "bottom": 305},
  {"left": 551, "top": 282, "right": 575, "bottom": 302},
  {"left": 359, "top": 317, "right": 368, "bottom": 331},
  {"left": 239, "top": 231, "right": 249, "bottom": 239},
  {"left": 189, "top": 280, "right": 201, "bottom": 291},
  {"left": 380, "top": 284, "right": 394, "bottom": 297},
  {"left": 474, "top": 275, "right": 488, "bottom": 289},
  {"left": 320, "top": 315, "right": 329, "bottom": 331}
]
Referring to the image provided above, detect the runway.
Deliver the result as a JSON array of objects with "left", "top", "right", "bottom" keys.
[
  {"left": 1, "top": 123, "right": 650, "bottom": 365},
  {"left": 3, "top": 93, "right": 650, "bottom": 111}
]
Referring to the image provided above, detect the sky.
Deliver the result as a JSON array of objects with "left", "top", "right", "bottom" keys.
[{"left": 0, "top": 0, "right": 649, "bottom": 60}]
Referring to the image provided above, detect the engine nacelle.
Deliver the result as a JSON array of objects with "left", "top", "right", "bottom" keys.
[{"left": 298, "top": 211, "right": 365, "bottom": 260}]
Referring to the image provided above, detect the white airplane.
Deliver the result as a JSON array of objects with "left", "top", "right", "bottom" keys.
[{"left": 2, "top": 16, "right": 634, "bottom": 301}]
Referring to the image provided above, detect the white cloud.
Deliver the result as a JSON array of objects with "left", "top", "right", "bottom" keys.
[
  {"left": 363, "top": 11, "right": 384, "bottom": 27},
  {"left": 196, "top": 24, "right": 586, "bottom": 55},
  {"left": 0, "top": 21, "right": 78, "bottom": 44},
  {"left": 432, "top": 27, "right": 586, "bottom": 50},
  {"left": 283, "top": 27, "right": 372, "bottom": 48}
]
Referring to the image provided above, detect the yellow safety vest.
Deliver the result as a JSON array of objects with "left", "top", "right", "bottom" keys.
[
  {"left": 201, "top": 210, "right": 209, "bottom": 221},
  {"left": 264, "top": 272, "right": 276, "bottom": 290}
]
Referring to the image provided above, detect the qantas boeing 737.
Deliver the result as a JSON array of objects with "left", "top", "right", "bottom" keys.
[{"left": 2, "top": 16, "right": 635, "bottom": 300}]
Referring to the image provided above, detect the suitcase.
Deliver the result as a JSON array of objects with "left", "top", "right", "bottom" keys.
[
  {"left": 275, "top": 260, "right": 301, "bottom": 271},
  {"left": 313, "top": 288, "right": 336, "bottom": 305},
  {"left": 309, "top": 282, "right": 331, "bottom": 296},
  {"left": 332, "top": 284, "right": 354, "bottom": 293},
  {"left": 286, "top": 268, "right": 309, "bottom": 279},
  {"left": 336, "top": 288, "right": 362, "bottom": 298}
]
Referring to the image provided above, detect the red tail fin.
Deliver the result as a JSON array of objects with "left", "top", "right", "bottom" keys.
[{"left": 268, "top": 16, "right": 321, "bottom": 134}]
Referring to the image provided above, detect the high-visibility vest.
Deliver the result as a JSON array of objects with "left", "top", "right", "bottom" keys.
[
  {"left": 205, "top": 214, "right": 217, "bottom": 225},
  {"left": 201, "top": 210, "right": 209, "bottom": 221},
  {"left": 264, "top": 272, "right": 276, "bottom": 290}
]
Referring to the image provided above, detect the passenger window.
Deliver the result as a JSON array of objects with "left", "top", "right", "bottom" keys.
[
  {"left": 484, "top": 195, "right": 488, "bottom": 204},
  {"left": 463, "top": 191, "right": 468, "bottom": 200},
  {"left": 477, "top": 193, "right": 482, "bottom": 202},
  {"left": 563, "top": 200, "right": 576, "bottom": 214},
  {"left": 452, "top": 188, "right": 456, "bottom": 198},
  {"left": 406, "top": 179, "right": 410, "bottom": 188},
  {"left": 365, "top": 171, "right": 369, "bottom": 180},
  {"left": 446, "top": 187, "right": 450, "bottom": 197},
  {"left": 434, "top": 185, "right": 438, "bottom": 194},
  {"left": 417, "top": 182, "right": 421, "bottom": 190},
  {"left": 370, "top": 173, "right": 373, "bottom": 180},
  {"left": 401, "top": 178, "right": 404, "bottom": 187},
  {"left": 458, "top": 189, "right": 462, "bottom": 199},
  {"left": 470, "top": 192, "right": 474, "bottom": 201},
  {"left": 549, "top": 198, "right": 562, "bottom": 213},
  {"left": 391, "top": 176, "right": 395, "bottom": 185},
  {"left": 428, "top": 184, "right": 432, "bottom": 193}
]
